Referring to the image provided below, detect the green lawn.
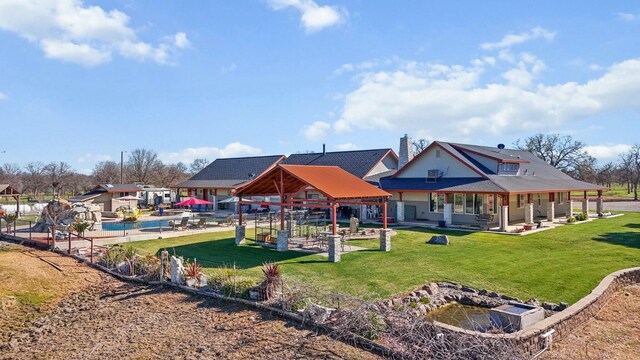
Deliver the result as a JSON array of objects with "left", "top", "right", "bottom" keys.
[
  {"left": 572, "top": 183, "right": 636, "bottom": 199},
  {"left": 130, "top": 213, "right": 640, "bottom": 304}
]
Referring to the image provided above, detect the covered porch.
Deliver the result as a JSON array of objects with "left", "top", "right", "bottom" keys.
[
  {"left": 233, "top": 164, "right": 393, "bottom": 262},
  {"left": 0, "top": 184, "right": 22, "bottom": 218}
]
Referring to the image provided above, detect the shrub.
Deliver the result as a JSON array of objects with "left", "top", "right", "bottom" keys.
[
  {"left": 408, "top": 302, "right": 418, "bottom": 309},
  {"left": 419, "top": 297, "right": 430, "bottom": 304},
  {"left": 567, "top": 217, "right": 576, "bottom": 223},
  {"left": 260, "top": 262, "right": 283, "bottom": 300},
  {"left": 222, "top": 277, "right": 257, "bottom": 298},
  {"left": 71, "top": 221, "right": 91, "bottom": 236},
  {"left": 184, "top": 261, "right": 204, "bottom": 284},
  {"left": 135, "top": 254, "right": 162, "bottom": 281},
  {"left": 575, "top": 212, "right": 588, "bottom": 221}
]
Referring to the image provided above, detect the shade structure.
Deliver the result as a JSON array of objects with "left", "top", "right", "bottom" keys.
[{"left": 174, "top": 197, "right": 213, "bottom": 206}]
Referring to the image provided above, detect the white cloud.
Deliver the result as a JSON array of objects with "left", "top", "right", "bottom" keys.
[
  {"left": 0, "top": 0, "right": 189, "bottom": 66},
  {"left": 303, "top": 120, "right": 331, "bottom": 140},
  {"left": 616, "top": 12, "right": 638, "bottom": 22},
  {"left": 480, "top": 27, "right": 555, "bottom": 50},
  {"left": 585, "top": 144, "right": 632, "bottom": 161},
  {"left": 159, "top": 142, "right": 263, "bottom": 164},
  {"left": 333, "top": 142, "right": 358, "bottom": 151},
  {"left": 330, "top": 56, "right": 640, "bottom": 140},
  {"left": 78, "top": 153, "right": 111, "bottom": 163},
  {"left": 266, "top": 0, "right": 346, "bottom": 32},
  {"left": 0, "top": 92, "right": 6, "bottom": 100}
]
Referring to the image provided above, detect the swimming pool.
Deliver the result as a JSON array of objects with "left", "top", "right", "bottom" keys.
[{"left": 101, "top": 219, "right": 172, "bottom": 231}]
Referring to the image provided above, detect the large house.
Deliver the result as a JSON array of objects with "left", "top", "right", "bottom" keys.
[
  {"left": 174, "top": 155, "right": 285, "bottom": 210},
  {"left": 380, "top": 137, "right": 606, "bottom": 229}
]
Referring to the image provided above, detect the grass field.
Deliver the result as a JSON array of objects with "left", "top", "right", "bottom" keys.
[
  {"left": 572, "top": 183, "right": 637, "bottom": 199},
  {"left": 130, "top": 212, "right": 640, "bottom": 304}
]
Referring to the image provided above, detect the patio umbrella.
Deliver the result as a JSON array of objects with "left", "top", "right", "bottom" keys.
[{"left": 174, "top": 197, "right": 213, "bottom": 206}]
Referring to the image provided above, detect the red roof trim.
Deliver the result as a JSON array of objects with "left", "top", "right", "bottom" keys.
[{"left": 392, "top": 142, "right": 488, "bottom": 179}]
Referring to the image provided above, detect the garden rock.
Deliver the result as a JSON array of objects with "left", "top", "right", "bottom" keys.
[
  {"left": 304, "top": 303, "right": 335, "bottom": 323},
  {"left": 170, "top": 256, "right": 185, "bottom": 284},
  {"left": 427, "top": 235, "right": 449, "bottom": 245}
]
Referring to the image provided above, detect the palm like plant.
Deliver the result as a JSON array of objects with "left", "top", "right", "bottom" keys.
[{"left": 261, "top": 262, "right": 282, "bottom": 300}]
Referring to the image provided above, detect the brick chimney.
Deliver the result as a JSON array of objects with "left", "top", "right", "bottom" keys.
[{"left": 399, "top": 134, "right": 414, "bottom": 169}]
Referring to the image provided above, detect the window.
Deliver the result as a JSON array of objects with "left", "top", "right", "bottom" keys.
[
  {"left": 517, "top": 194, "right": 526, "bottom": 208},
  {"left": 429, "top": 193, "right": 445, "bottom": 212},
  {"left": 436, "top": 150, "right": 441, "bottom": 158},
  {"left": 497, "top": 163, "right": 519, "bottom": 175},
  {"left": 538, "top": 194, "right": 542, "bottom": 206},
  {"left": 474, "top": 194, "right": 484, "bottom": 214},
  {"left": 465, "top": 194, "right": 474, "bottom": 214},
  {"left": 454, "top": 194, "right": 464, "bottom": 213},
  {"left": 557, "top": 192, "right": 565, "bottom": 204}
]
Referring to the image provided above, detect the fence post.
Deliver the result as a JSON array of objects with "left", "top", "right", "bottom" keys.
[
  {"left": 29, "top": 221, "right": 32, "bottom": 241},
  {"left": 68, "top": 232, "right": 71, "bottom": 255},
  {"left": 90, "top": 238, "right": 94, "bottom": 264}
]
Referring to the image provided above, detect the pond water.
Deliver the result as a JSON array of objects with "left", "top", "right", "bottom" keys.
[{"left": 425, "top": 303, "right": 494, "bottom": 332}]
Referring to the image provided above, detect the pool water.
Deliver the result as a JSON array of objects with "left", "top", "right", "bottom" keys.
[
  {"left": 426, "top": 303, "right": 494, "bottom": 332},
  {"left": 101, "top": 220, "right": 172, "bottom": 231}
]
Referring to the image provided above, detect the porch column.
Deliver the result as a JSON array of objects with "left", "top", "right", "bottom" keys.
[
  {"left": 443, "top": 193, "right": 452, "bottom": 226},
  {"left": 547, "top": 199, "right": 555, "bottom": 223},
  {"left": 358, "top": 204, "right": 367, "bottom": 222},
  {"left": 328, "top": 234, "right": 341, "bottom": 262},
  {"left": 582, "top": 199, "right": 589, "bottom": 214},
  {"left": 380, "top": 228, "right": 391, "bottom": 252},
  {"left": 212, "top": 189, "right": 218, "bottom": 211},
  {"left": 566, "top": 200, "right": 574, "bottom": 218},
  {"left": 524, "top": 194, "right": 534, "bottom": 224},
  {"left": 396, "top": 201, "right": 405, "bottom": 222},
  {"left": 499, "top": 194, "right": 509, "bottom": 231},
  {"left": 235, "top": 225, "right": 246, "bottom": 245},
  {"left": 276, "top": 230, "right": 289, "bottom": 252},
  {"left": 596, "top": 190, "right": 604, "bottom": 215}
]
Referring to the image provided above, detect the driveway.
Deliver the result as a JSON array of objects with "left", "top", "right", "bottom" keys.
[{"left": 604, "top": 201, "right": 640, "bottom": 212}]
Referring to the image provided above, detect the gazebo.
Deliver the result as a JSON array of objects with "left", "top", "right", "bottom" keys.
[
  {"left": 0, "top": 184, "right": 21, "bottom": 218},
  {"left": 233, "top": 164, "right": 393, "bottom": 262}
]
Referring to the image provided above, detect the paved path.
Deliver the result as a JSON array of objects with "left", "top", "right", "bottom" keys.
[{"left": 604, "top": 200, "right": 640, "bottom": 212}]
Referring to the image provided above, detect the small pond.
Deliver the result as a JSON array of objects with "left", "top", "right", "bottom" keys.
[{"left": 425, "top": 303, "right": 494, "bottom": 332}]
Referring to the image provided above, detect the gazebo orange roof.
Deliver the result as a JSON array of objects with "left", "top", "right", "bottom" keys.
[{"left": 235, "top": 164, "right": 391, "bottom": 200}]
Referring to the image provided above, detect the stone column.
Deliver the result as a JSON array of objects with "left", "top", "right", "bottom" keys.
[
  {"left": 546, "top": 202, "right": 555, "bottom": 222},
  {"left": 276, "top": 230, "right": 289, "bottom": 252},
  {"left": 582, "top": 199, "right": 589, "bottom": 214},
  {"left": 380, "top": 229, "right": 391, "bottom": 252},
  {"left": 566, "top": 200, "right": 574, "bottom": 218},
  {"left": 596, "top": 198, "right": 604, "bottom": 215},
  {"left": 499, "top": 205, "right": 509, "bottom": 231},
  {"left": 235, "top": 225, "right": 245, "bottom": 245},
  {"left": 396, "top": 201, "right": 405, "bottom": 222},
  {"left": 443, "top": 203, "right": 453, "bottom": 226},
  {"left": 211, "top": 195, "right": 217, "bottom": 211},
  {"left": 524, "top": 203, "right": 534, "bottom": 224},
  {"left": 358, "top": 205, "right": 368, "bottom": 222},
  {"left": 328, "top": 234, "right": 341, "bottom": 262}
]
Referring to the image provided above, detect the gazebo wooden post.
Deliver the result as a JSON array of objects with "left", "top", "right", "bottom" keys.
[
  {"left": 238, "top": 200, "right": 243, "bottom": 226},
  {"left": 15, "top": 194, "right": 20, "bottom": 218},
  {"left": 280, "top": 168, "right": 285, "bottom": 230},
  {"left": 331, "top": 202, "right": 337, "bottom": 235}
]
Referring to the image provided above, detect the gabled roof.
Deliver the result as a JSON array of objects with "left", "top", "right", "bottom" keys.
[
  {"left": 386, "top": 141, "right": 606, "bottom": 194},
  {"left": 96, "top": 184, "right": 142, "bottom": 193},
  {"left": 282, "top": 149, "right": 397, "bottom": 179},
  {"left": 0, "top": 184, "right": 21, "bottom": 195},
  {"left": 175, "top": 155, "right": 285, "bottom": 189},
  {"left": 236, "top": 164, "right": 391, "bottom": 200}
]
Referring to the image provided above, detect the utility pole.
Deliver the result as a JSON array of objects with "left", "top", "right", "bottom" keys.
[{"left": 120, "top": 151, "right": 126, "bottom": 184}]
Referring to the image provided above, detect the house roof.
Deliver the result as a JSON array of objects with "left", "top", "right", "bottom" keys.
[
  {"left": 69, "top": 191, "right": 102, "bottom": 203},
  {"left": 236, "top": 164, "right": 391, "bottom": 200},
  {"left": 380, "top": 177, "right": 505, "bottom": 193},
  {"left": 282, "top": 149, "right": 397, "bottom": 179},
  {"left": 175, "top": 155, "right": 285, "bottom": 189},
  {"left": 97, "top": 184, "right": 142, "bottom": 193},
  {"left": 386, "top": 141, "right": 606, "bottom": 194}
]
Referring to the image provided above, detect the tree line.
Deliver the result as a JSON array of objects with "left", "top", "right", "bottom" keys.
[{"left": 0, "top": 149, "right": 210, "bottom": 200}]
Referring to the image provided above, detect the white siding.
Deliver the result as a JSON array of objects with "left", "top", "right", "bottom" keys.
[{"left": 397, "top": 145, "right": 479, "bottom": 178}]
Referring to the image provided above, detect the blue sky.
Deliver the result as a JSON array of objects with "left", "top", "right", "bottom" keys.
[{"left": 1, "top": 0, "right": 639, "bottom": 173}]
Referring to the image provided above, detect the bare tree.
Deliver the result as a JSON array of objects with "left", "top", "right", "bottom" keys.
[
  {"left": 566, "top": 155, "right": 598, "bottom": 182},
  {"left": 154, "top": 162, "right": 188, "bottom": 188},
  {"left": 190, "top": 158, "right": 209, "bottom": 174},
  {"left": 619, "top": 145, "right": 640, "bottom": 200},
  {"left": 43, "top": 161, "right": 73, "bottom": 197},
  {"left": 22, "top": 161, "right": 47, "bottom": 199},
  {"left": 514, "top": 134, "right": 592, "bottom": 174},
  {"left": 596, "top": 162, "right": 615, "bottom": 188},
  {"left": 66, "top": 173, "right": 93, "bottom": 196},
  {"left": 412, "top": 138, "right": 429, "bottom": 154},
  {"left": 0, "top": 163, "right": 23, "bottom": 192},
  {"left": 125, "top": 149, "right": 162, "bottom": 184},
  {"left": 92, "top": 160, "right": 121, "bottom": 184}
]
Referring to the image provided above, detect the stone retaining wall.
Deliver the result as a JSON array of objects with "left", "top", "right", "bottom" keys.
[{"left": 432, "top": 267, "right": 640, "bottom": 356}]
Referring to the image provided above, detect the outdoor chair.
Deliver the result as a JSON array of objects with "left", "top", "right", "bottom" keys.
[
  {"left": 170, "top": 217, "right": 189, "bottom": 230},
  {"left": 192, "top": 218, "right": 207, "bottom": 229}
]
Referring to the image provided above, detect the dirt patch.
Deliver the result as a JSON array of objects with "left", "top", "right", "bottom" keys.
[
  {"left": 0, "top": 243, "right": 379, "bottom": 359},
  {"left": 0, "top": 241, "right": 103, "bottom": 342},
  {"left": 543, "top": 284, "right": 640, "bottom": 360}
]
